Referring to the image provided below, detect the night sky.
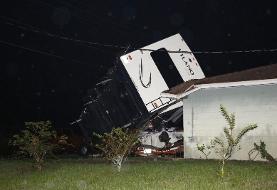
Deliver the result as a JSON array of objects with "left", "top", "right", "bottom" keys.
[{"left": 1, "top": 0, "right": 277, "bottom": 133}]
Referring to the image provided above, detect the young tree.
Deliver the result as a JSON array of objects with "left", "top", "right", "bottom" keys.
[
  {"left": 95, "top": 127, "right": 139, "bottom": 172},
  {"left": 10, "top": 121, "right": 64, "bottom": 170},
  {"left": 211, "top": 105, "right": 258, "bottom": 177}
]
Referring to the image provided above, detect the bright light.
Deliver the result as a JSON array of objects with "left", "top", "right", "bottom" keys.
[{"left": 143, "top": 148, "right": 152, "bottom": 154}]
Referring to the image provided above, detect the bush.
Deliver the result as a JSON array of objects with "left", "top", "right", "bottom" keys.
[
  {"left": 248, "top": 141, "right": 276, "bottom": 162},
  {"left": 9, "top": 121, "right": 64, "bottom": 170},
  {"left": 197, "top": 144, "right": 211, "bottom": 159},
  {"left": 95, "top": 128, "right": 139, "bottom": 172}
]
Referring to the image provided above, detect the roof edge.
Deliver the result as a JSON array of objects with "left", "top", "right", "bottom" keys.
[{"left": 161, "top": 78, "right": 277, "bottom": 100}]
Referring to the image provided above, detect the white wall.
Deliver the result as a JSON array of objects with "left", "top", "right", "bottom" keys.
[{"left": 183, "top": 84, "right": 277, "bottom": 160}]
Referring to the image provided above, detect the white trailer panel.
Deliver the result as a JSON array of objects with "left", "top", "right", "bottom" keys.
[{"left": 120, "top": 33, "right": 205, "bottom": 112}]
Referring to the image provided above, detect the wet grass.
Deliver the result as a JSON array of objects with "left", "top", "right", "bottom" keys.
[{"left": 0, "top": 158, "right": 276, "bottom": 190}]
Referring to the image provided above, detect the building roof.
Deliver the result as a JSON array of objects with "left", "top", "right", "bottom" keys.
[{"left": 164, "top": 64, "right": 277, "bottom": 96}]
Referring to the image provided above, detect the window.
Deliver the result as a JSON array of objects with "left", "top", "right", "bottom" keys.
[{"left": 150, "top": 48, "right": 183, "bottom": 88}]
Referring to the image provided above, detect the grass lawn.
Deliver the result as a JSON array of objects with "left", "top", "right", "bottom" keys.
[{"left": 0, "top": 157, "right": 276, "bottom": 190}]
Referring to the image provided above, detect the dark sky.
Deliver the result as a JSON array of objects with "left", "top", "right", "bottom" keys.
[{"left": 1, "top": 0, "right": 277, "bottom": 131}]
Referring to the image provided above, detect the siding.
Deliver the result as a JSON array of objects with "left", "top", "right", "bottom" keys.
[{"left": 183, "top": 84, "right": 277, "bottom": 160}]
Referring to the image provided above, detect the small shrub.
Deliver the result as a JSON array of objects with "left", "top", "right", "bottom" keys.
[
  {"left": 95, "top": 128, "right": 139, "bottom": 172},
  {"left": 9, "top": 121, "right": 64, "bottom": 170},
  {"left": 248, "top": 141, "right": 276, "bottom": 162},
  {"left": 197, "top": 144, "right": 212, "bottom": 159},
  {"left": 210, "top": 105, "right": 258, "bottom": 177}
]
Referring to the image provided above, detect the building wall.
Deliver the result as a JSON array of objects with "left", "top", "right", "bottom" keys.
[{"left": 183, "top": 84, "right": 277, "bottom": 160}]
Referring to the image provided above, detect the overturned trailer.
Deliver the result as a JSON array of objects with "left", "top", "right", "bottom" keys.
[{"left": 74, "top": 34, "right": 205, "bottom": 154}]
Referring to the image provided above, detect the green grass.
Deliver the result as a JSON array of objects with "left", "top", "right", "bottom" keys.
[{"left": 0, "top": 158, "right": 277, "bottom": 190}]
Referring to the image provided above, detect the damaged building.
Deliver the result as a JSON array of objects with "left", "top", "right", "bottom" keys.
[{"left": 74, "top": 33, "right": 277, "bottom": 160}]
